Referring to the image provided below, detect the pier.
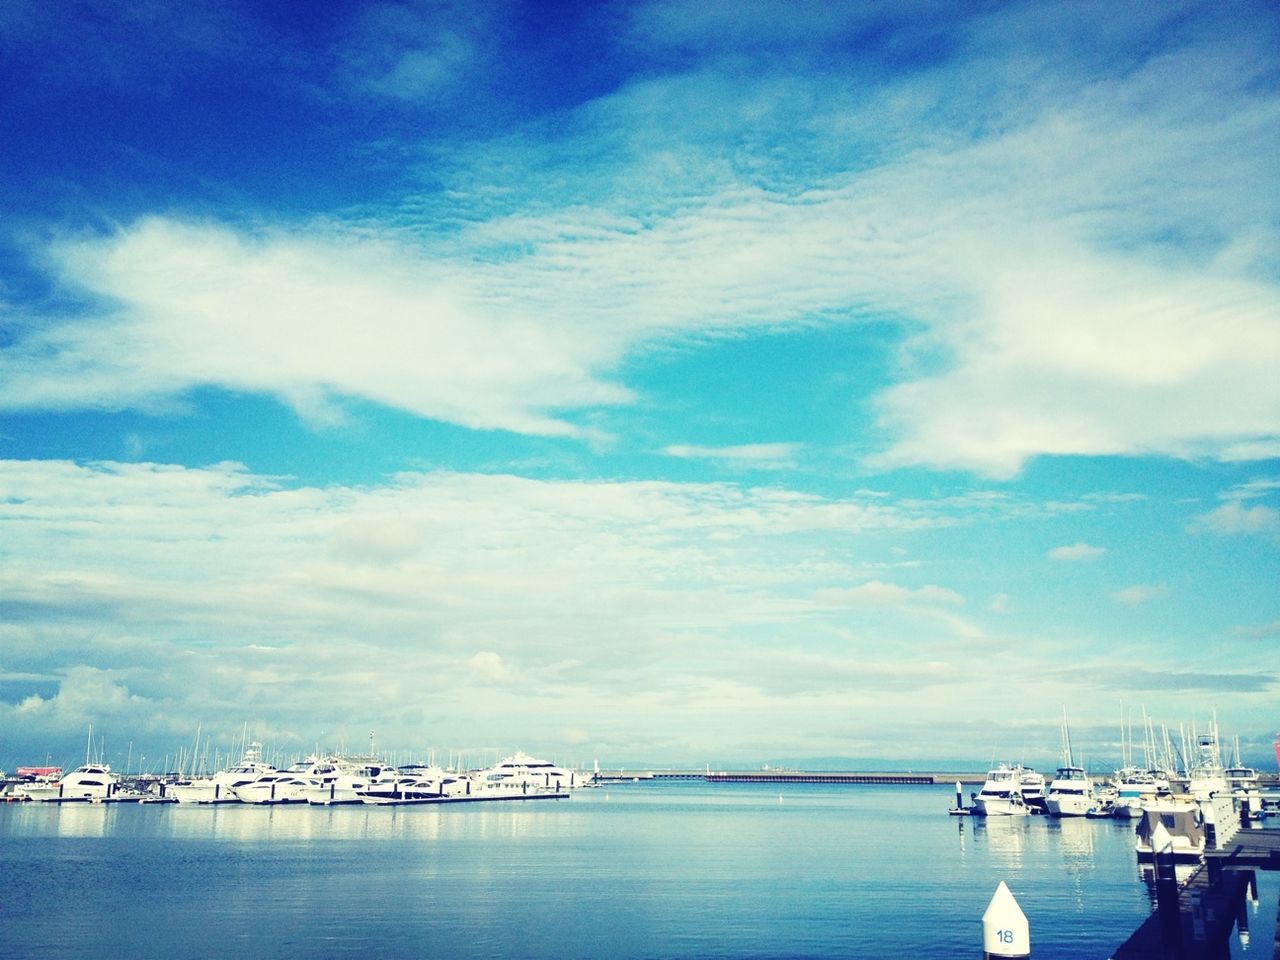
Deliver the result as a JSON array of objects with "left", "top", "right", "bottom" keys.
[
  {"left": 1107, "top": 796, "right": 1280, "bottom": 960},
  {"left": 1109, "top": 862, "right": 1256, "bottom": 959},
  {"left": 704, "top": 771, "right": 936, "bottom": 784},
  {"left": 591, "top": 769, "right": 990, "bottom": 784}
]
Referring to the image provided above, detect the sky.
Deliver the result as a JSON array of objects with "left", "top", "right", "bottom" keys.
[{"left": 0, "top": 0, "right": 1277, "bottom": 774}]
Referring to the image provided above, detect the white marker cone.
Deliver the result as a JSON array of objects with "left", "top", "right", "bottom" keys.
[{"left": 982, "top": 881, "right": 1030, "bottom": 958}]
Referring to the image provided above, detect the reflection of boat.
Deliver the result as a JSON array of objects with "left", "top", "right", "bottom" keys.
[
  {"left": 972, "top": 765, "right": 1031, "bottom": 817},
  {"left": 167, "top": 742, "right": 276, "bottom": 804},
  {"left": 1139, "top": 860, "right": 1197, "bottom": 887}
]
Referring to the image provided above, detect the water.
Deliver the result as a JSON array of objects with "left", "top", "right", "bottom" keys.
[{"left": 1, "top": 782, "right": 1274, "bottom": 958}]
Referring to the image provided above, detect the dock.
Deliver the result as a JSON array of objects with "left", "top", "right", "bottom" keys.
[
  {"left": 1108, "top": 862, "right": 1255, "bottom": 959},
  {"left": 1205, "top": 827, "right": 1280, "bottom": 868},
  {"left": 1106, "top": 798, "right": 1280, "bottom": 960},
  {"left": 591, "top": 769, "right": 990, "bottom": 784}
]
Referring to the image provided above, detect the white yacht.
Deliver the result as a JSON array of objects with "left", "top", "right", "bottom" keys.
[
  {"left": 467, "top": 752, "right": 579, "bottom": 800},
  {"left": 231, "top": 770, "right": 314, "bottom": 804},
  {"left": 302, "top": 759, "right": 394, "bottom": 805},
  {"left": 17, "top": 763, "right": 120, "bottom": 802},
  {"left": 1044, "top": 713, "right": 1093, "bottom": 817},
  {"left": 1224, "top": 735, "right": 1260, "bottom": 800},
  {"left": 8, "top": 765, "right": 62, "bottom": 799},
  {"left": 166, "top": 742, "right": 276, "bottom": 804},
  {"left": 1113, "top": 769, "right": 1163, "bottom": 819},
  {"left": 357, "top": 765, "right": 473, "bottom": 805},
  {"left": 1019, "top": 768, "right": 1047, "bottom": 813},
  {"left": 1045, "top": 765, "right": 1094, "bottom": 817},
  {"left": 1185, "top": 724, "right": 1229, "bottom": 801},
  {"left": 971, "top": 764, "right": 1030, "bottom": 817}
]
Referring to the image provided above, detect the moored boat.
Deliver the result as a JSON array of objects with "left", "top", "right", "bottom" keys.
[
  {"left": 972, "top": 764, "right": 1031, "bottom": 817},
  {"left": 16, "top": 763, "right": 120, "bottom": 802},
  {"left": 1112, "top": 769, "right": 1164, "bottom": 819},
  {"left": 470, "top": 751, "right": 579, "bottom": 797},
  {"left": 1045, "top": 765, "right": 1094, "bottom": 817},
  {"left": 166, "top": 742, "right": 276, "bottom": 804},
  {"left": 1134, "top": 801, "right": 1205, "bottom": 862},
  {"left": 231, "top": 771, "right": 314, "bottom": 804},
  {"left": 1045, "top": 711, "right": 1094, "bottom": 817}
]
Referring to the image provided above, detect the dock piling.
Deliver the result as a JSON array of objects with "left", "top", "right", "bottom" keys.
[{"left": 1151, "top": 822, "right": 1183, "bottom": 955}]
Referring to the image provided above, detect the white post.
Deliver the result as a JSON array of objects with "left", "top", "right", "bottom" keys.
[{"left": 982, "top": 881, "right": 1030, "bottom": 959}]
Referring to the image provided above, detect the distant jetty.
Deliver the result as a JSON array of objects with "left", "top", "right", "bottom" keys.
[{"left": 592, "top": 769, "right": 992, "bottom": 784}]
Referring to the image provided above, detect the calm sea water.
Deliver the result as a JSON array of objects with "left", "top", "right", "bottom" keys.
[{"left": 1, "top": 782, "right": 1274, "bottom": 958}]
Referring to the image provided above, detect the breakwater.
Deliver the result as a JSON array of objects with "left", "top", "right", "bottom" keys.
[{"left": 592, "top": 769, "right": 989, "bottom": 784}]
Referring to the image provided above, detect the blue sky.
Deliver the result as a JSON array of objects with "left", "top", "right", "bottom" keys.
[{"left": 1, "top": 0, "right": 1277, "bottom": 773}]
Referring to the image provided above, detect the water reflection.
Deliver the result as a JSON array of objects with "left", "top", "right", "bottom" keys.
[
  {"left": 2, "top": 785, "right": 1204, "bottom": 960},
  {"left": 163, "top": 802, "right": 562, "bottom": 843},
  {"left": 40, "top": 802, "right": 112, "bottom": 838},
  {"left": 970, "top": 815, "right": 1033, "bottom": 867},
  {"left": 0, "top": 798, "right": 577, "bottom": 845},
  {"left": 1137, "top": 860, "right": 1199, "bottom": 891},
  {"left": 1048, "top": 815, "right": 1096, "bottom": 859}
]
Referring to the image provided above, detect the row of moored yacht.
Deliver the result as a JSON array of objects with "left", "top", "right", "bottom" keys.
[
  {"left": 965, "top": 718, "right": 1269, "bottom": 866},
  {"left": 4, "top": 746, "right": 585, "bottom": 806},
  {"left": 970, "top": 723, "right": 1263, "bottom": 821}
]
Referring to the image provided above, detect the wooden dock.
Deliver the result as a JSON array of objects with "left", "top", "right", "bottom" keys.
[
  {"left": 1205, "top": 826, "right": 1280, "bottom": 867},
  {"left": 1108, "top": 824, "right": 1280, "bottom": 959}
]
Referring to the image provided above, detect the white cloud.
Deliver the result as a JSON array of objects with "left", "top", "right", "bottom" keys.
[
  {"left": 1112, "top": 584, "right": 1166, "bottom": 606},
  {"left": 468, "top": 651, "right": 510, "bottom": 683},
  {"left": 2, "top": 5, "right": 1274, "bottom": 478},
  {"left": 815, "top": 580, "right": 964, "bottom": 608},
  {"left": 1, "top": 218, "right": 630, "bottom": 437},
  {"left": 1187, "top": 501, "right": 1280, "bottom": 540},
  {"left": 662, "top": 443, "right": 799, "bottom": 469},
  {"left": 0, "top": 458, "right": 1038, "bottom": 762},
  {"left": 1048, "top": 542, "right": 1106, "bottom": 561},
  {"left": 1221, "top": 478, "right": 1280, "bottom": 501}
]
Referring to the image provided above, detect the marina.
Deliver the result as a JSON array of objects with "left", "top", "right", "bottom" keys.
[
  {"left": 4, "top": 718, "right": 1278, "bottom": 957},
  {"left": 4, "top": 750, "right": 1278, "bottom": 958},
  {"left": 2, "top": 779, "right": 1276, "bottom": 959}
]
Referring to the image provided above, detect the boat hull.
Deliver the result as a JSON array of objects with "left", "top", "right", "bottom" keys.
[{"left": 1045, "top": 795, "right": 1093, "bottom": 817}]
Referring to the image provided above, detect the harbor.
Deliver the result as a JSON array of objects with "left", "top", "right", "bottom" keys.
[
  {"left": 4, "top": 777, "right": 1276, "bottom": 959},
  {"left": 4, "top": 720, "right": 1278, "bottom": 957}
]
